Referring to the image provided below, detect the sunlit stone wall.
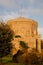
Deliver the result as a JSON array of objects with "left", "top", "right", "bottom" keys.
[{"left": 7, "top": 17, "right": 41, "bottom": 55}]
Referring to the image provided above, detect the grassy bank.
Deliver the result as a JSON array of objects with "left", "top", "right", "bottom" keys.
[{"left": 0, "top": 55, "right": 25, "bottom": 65}]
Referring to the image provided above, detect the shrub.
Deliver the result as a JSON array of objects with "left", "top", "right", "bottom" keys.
[
  {"left": 12, "top": 49, "right": 43, "bottom": 65},
  {"left": 12, "top": 50, "right": 23, "bottom": 63},
  {"left": 27, "top": 52, "right": 38, "bottom": 65}
]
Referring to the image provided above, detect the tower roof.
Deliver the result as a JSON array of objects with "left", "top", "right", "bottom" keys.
[
  {"left": 9, "top": 17, "right": 36, "bottom": 22},
  {"left": 7, "top": 17, "right": 38, "bottom": 26}
]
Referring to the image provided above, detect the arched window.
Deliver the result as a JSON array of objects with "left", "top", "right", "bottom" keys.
[{"left": 15, "top": 35, "right": 21, "bottom": 38}]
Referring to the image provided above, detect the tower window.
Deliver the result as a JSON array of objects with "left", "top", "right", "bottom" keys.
[{"left": 15, "top": 35, "right": 21, "bottom": 38}]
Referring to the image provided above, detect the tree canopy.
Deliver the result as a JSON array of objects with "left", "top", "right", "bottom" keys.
[
  {"left": 0, "top": 23, "right": 14, "bottom": 57},
  {"left": 19, "top": 41, "right": 29, "bottom": 51}
]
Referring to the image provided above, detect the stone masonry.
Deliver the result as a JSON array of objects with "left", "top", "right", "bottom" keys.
[{"left": 7, "top": 17, "right": 41, "bottom": 55}]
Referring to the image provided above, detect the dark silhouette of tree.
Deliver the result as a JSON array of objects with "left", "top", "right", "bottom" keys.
[
  {"left": 20, "top": 41, "right": 29, "bottom": 50},
  {"left": 0, "top": 23, "right": 14, "bottom": 62},
  {"left": 12, "top": 41, "right": 29, "bottom": 63}
]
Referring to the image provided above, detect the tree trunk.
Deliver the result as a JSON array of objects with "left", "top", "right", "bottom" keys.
[{"left": 0, "top": 57, "right": 3, "bottom": 65}]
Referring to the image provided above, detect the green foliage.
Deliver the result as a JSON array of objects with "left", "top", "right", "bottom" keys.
[
  {"left": 12, "top": 50, "right": 23, "bottom": 63},
  {"left": 0, "top": 23, "right": 14, "bottom": 58},
  {"left": 28, "top": 52, "right": 38, "bottom": 65},
  {"left": 20, "top": 41, "right": 29, "bottom": 49},
  {"left": 1, "top": 50, "right": 43, "bottom": 65},
  {"left": 12, "top": 41, "right": 29, "bottom": 63},
  {"left": 26, "top": 50, "right": 43, "bottom": 65}
]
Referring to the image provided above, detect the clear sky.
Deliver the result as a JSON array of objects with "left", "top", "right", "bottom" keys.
[{"left": 0, "top": 0, "right": 43, "bottom": 39}]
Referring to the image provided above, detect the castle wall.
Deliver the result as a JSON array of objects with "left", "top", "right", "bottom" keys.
[{"left": 7, "top": 17, "right": 41, "bottom": 54}]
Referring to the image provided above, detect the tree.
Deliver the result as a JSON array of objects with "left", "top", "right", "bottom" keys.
[
  {"left": 13, "top": 41, "right": 29, "bottom": 63},
  {"left": 0, "top": 23, "right": 14, "bottom": 62},
  {"left": 19, "top": 41, "right": 29, "bottom": 51}
]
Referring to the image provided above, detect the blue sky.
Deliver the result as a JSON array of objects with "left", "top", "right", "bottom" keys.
[{"left": 0, "top": 0, "right": 43, "bottom": 39}]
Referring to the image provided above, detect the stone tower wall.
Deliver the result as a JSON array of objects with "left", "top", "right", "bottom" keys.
[{"left": 7, "top": 17, "right": 41, "bottom": 54}]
